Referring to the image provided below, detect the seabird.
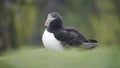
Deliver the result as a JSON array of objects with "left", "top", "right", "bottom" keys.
[{"left": 42, "top": 12, "right": 97, "bottom": 51}]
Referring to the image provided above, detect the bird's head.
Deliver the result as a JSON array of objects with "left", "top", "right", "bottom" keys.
[{"left": 44, "top": 12, "right": 63, "bottom": 27}]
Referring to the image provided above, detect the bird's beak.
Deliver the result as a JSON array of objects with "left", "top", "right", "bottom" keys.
[{"left": 44, "top": 20, "right": 48, "bottom": 26}]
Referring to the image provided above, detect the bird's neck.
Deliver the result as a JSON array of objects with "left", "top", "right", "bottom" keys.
[
  {"left": 47, "top": 25, "right": 63, "bottom": 33},
  {"left": 47, "top": 18, "right": 63, "bottom": 33}
]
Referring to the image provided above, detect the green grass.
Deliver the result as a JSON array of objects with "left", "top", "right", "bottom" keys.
[{"left": 0, "top": 46, "right": 120, "bottom": 68}]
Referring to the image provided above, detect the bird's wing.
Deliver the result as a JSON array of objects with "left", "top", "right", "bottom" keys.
[
  {"left": 54, "top": 27, "right": 87, "bottom": 46},
  {"left": 64, "top": 26, "right": 89, "bottom": 42}
]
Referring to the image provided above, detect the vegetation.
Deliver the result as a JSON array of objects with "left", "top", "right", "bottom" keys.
[{"left": 0, "top": 46, "right": 120, "bottom": 68}]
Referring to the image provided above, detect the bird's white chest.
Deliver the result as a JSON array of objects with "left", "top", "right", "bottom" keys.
[{"left": 42, "top": 29, "right": 64, "bottom": 51}]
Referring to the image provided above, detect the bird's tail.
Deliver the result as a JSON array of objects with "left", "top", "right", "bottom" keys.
[
  {"left": 80, "top": 39, "right": 98, "bottom": 49},
  {"left": 88, "top": 39, "right": 98, "bottom": 43}
]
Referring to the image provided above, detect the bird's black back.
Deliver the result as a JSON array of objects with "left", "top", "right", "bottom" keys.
[{"left": 54, "top": 26, "right": 89, "bottom": 46}]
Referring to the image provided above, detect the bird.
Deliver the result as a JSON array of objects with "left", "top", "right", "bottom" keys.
[{"left": 42, "top": 12, "right": 98, "bottom": 51}]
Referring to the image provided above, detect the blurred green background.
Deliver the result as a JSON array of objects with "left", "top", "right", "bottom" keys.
[{"left": 0, "top": 0, "right": 120, "bottom": 68}]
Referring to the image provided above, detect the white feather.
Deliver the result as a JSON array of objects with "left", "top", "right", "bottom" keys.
[{"left": 42, "top": 29, "right": 64, "bottom": 51}]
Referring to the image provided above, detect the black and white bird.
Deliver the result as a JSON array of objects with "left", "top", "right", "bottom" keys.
[{"left": 42, "top": 12, "right": 97, "bottom": 51}]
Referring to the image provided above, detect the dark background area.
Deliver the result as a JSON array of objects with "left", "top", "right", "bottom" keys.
[{"left": 0, "top": 0, "right": 120, "bottom": 51}]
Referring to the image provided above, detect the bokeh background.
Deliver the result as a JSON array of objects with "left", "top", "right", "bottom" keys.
[{"left": 0, "top": 0, "right": 120, "bottom": 68}]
